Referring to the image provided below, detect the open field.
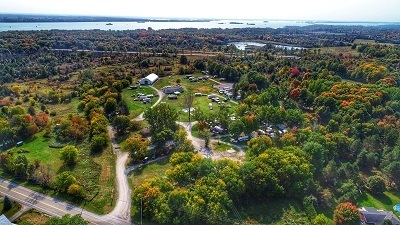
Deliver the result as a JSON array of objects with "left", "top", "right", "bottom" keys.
[
  {"left": 11, "top": 131, "right": 62, "bottom": 172},
  {"left": 153, "top": 73, "right": 216, "bottom": 94},
  {"left": 152, "top": 74, "right": 235, "bottom": 122}
]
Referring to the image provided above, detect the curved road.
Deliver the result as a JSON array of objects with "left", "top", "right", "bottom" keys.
[{"left": 0, "top": 84, "right": 166, "bottom": 224}]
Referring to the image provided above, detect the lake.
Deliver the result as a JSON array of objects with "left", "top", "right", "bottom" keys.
[
  {"left": 229, "top": 42, "right": 306, "bottom": 50},
  {"left": 0, "top": 20, "right": 394, "bottom": 32}
]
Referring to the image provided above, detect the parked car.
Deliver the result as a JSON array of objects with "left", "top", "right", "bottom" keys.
[
  {"left": 142, "top": 98, "right": 152, "bottom": 103},
  {"left": 142, "top": 157, "right": 149, "bottom": 164},
  {"left": 238, "top": 136, "right": 249, "bottom": 142}
]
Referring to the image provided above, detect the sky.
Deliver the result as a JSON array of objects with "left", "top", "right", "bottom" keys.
[{"left": 1, "top": 0, "right": 400, "bottom": 22}]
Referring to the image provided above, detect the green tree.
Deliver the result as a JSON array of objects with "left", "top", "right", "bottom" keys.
[
  {"left": 59, "top": 145, "right": 78, "bottom": 165},
  {"left": 3, "top": 195, "right": 13, "bottom": 211},
  {"left": 385, "top": 162, "right": 400, "bottom": 187},
  {"left": 247, "top": 135, "right": 273, "bottom": 157},
  {"left": 240, "top": 114, "right": 259, "bottom": 135},
  {"left": 144, "top": 104, "right": 178, "bottom": 146},
  {"left": 333, "top": 202, "right": 360, "bottom": 225},
  {"left": 125, "top": 136, "right": 149, "bottom": 162},
  {"left": 13, "top": 155, "right": 29, "bottom": 179},
  {"left": 67, "top": 184, "right": 86, "bottom": 198},
  {"left": 118, "top": 99, "right": 130, "bottom": 116},
  {"left": 302, "top": 141, "right": 326, "bottom": 173},
  {"left": 55, "top": 171, "right": 77, "bottom": 192},
  {"left": 180, "top": 55, "right": 188, "bottom": 65},
  {"left": 183, "top": 93, "right": 194, "bottom": 122},
  {"left": 229, "top": 120, "right": 245, "bottom": 138},
  {"left": 104, "top": 97, "right": 117, "bottom": 116},
  {"left": 367, "top": 175, "right": 386, "bottom": 194},
  {"left": 113, "top": 115, "right": 131, "bottom": 135},
  {"left": 89, "top": 133, "right": 109, "bottom": 152},
  {"left": 199, "top": 129, "right": 212, "bottom": 147}
]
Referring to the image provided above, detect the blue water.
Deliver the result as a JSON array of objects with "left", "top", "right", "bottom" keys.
[
  {"left": 0, "top": 20, "right": 396, "bottom": 32},
  {"left": 229, "top": 42, "right": 306, "bottom": 50},
  {"left": 395, "top": 204, "right": 400, "bottom": 211}
]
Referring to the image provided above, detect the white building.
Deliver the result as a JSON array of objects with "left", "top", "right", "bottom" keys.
[{"left": 140, "top": 73, "right": 159, "bottom": 85}]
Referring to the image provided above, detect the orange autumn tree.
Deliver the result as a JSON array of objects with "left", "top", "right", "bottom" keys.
[{"left": 333, "top": 202, "right": 360, "bottom": 225}]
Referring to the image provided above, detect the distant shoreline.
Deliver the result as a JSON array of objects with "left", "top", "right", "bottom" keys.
[{"left": 0, "top": 14, "right": 212, "bottom": 23}]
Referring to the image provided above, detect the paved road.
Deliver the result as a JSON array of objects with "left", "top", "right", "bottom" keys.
[{"left": 0, "top": 178, "right": 129, "bottom": 225}]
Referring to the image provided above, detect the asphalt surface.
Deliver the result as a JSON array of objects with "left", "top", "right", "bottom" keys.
[{"left": 0, "top": 178, "right": 129, "bottom": 225}]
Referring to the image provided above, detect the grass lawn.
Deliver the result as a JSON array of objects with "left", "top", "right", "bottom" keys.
[
  {"left": 122, "top": 86, "right": 157, "bottom": 119},
  {"left": 357, "top": 190, "right": 400, "bottom": 217},
  {"left": 164, "top": 94, "right": 234, "bottom": 122},
  {"left": 154, "top": 73, "right": 215, "bottom": 95},
  {"left": 129, "top": 157, "right": 171, "bottom": 188},
  {"left": 13, "top": 208, "right": 50, "bottom": 225},
  {"left": 212, "top": 141, "right": 236, "bottom": 152},
  {"left": 11, "top": 131, "right": 62, "bottom": 172}
]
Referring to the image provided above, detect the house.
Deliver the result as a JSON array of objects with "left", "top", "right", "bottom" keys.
[
  {"left": 140, "top": 73, "right": 159, "bottom": 85},
  {"left": 162, "top": 85, "right": 184, "bottom": 94},
  {"left": 359, "top": 207, "right": 400, "bottom": 225}
]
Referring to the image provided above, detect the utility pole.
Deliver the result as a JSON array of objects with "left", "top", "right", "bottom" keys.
[{"left": 141, "top": 197, "right": 143, "bottom": 225}]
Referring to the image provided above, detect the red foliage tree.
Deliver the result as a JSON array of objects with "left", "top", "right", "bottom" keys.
[
  {"left": 333, "top": 202, "right": 360, "bottom": 225},
  {"left": 290, "top": 67, "right": 301, "bottom": 77}
]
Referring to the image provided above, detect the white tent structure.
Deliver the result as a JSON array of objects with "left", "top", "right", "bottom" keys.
[{"left": 140, "top": 73, "right": 159, "bottom": 85}]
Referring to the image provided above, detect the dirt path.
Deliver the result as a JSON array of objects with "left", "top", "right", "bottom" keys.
[
  {"left": 106, "top": 85, "right": 165, "bottom": 222},
  {"left": 106, "top": 126, "right": 131, "bottom": 222}
]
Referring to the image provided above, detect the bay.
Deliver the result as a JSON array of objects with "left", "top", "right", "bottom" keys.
[{"left": 0, "top": 19, "right": 394, "bottom": 32}]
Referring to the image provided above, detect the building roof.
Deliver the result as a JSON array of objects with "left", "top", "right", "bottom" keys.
[
  {"left": 0, "top": 214, "right": 12, "bottom": 225},
  {"left": 360, "top": 207, "right": 400, "bottom": 225},
  {"left": 145, "top": 73, "right": 159, "bottom": 82},
  {"left": 162, "top": 85, "right": 184, "bottom": 93}
]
